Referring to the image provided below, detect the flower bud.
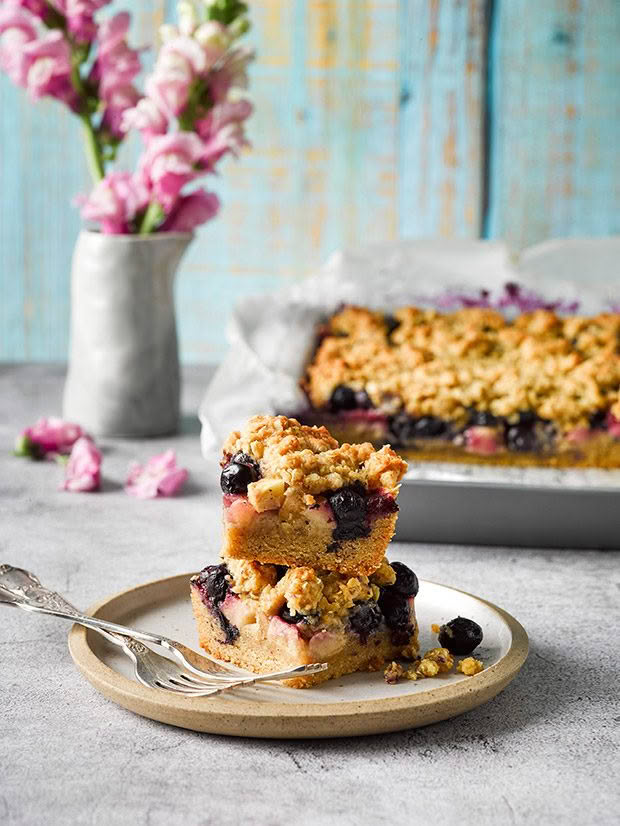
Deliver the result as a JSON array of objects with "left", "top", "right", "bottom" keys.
[{"left": 177, "top": 0, "right": 198, "bottom": 35}]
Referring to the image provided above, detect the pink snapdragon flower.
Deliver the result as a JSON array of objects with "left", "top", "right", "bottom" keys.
[
  {"left": 9, "top": 1, "right": 49, "bottom": 18},
  {"left": 88, "top": 11, "right": 142, "bottom": 137},
  {"left": 161, "top": 189, "right": 220, "bottom": 232},
  {"left": 125, "top": 450, "right": 188, "bottom": 499},
  {"left": 20, "top": 30, "right": 76, "bottom": 105},
  {"left": 143, "top": 35, "right": 206, "bottom": 118},
  {"left": 121, "top": 96, "right": 168, "bottom": 139},
  {"left": 101, "top": 82, "right": 140, "bottom": 139},
  {"left": 15, "top": 417, "right": 84, "bottom": 459},
  {"left": 137, "top": 132, "right": 205, "bottom": 211},
  {"left": 78, "top": 171, "right": 147, "bottom": 233},
  {"left": 52, "top": 0, "right": 112, "bottom": 43},
  {"left": 91, "top": 12, "right": 141, "bottom": 94},
  {"left": 192, "top": 21, "right": 230, "bottom": 67},
  {"left": 0, "top": 6, "right": 37, "bottom": 85},
  {"left": 195, "top": 99, "right": 252, "bottom": 168},
  {"left": 208, "top": 47, "right": 252, "bottom": 103},
  {"left": 62, "top": 436, "right": 102, "bottom": 492}
]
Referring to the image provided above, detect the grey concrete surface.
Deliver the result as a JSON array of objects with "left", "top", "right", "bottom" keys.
[{"left": 0, "top": 364, "right": 618, "bottom": 826}]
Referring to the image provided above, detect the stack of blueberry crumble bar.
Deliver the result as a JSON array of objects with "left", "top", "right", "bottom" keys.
[
  {"left": 190, "top": 414, "right": 421, "bottom": 688},
  {"left": 299, "top": 305, "right": 620, "bottom": 467}
]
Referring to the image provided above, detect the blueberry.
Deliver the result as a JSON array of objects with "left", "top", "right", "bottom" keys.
[
  {"left": 438, "top": 616, "right": 483, "bottom": 655},
  {"left": 468, "top": 408, "right": 499, "bottom": 427},
  {"left": 413, "top": 416, "right": 448, "bottom": 438},
  {"left": 390, "top": 561, "right": 419, "bottom": 597},
  {"left": 355, "top": 390, "right": 374, "bottom": 409},
  {"left": 280, "top": 605, "right": 304, "bottom": 624},
  {"left": 196, "top": 564, "right": 229, "bottom": 605},
  {"left": 366, "top": 490, "right": 399, "bottom": 518},
  {"left": 348, "top": 602, "right": 382, "bottom": 642},
  {"left": 220, "top": 617, "right": 240, "bottom": 644},
  {"left": 505, "top": 423, "right": 539, "bottom": 452},
  {"left": 193, "top": 565, "right": 239, "bottom": 644},
  {"left": 220, "top": 453, "right": 260, "bottom": 494},
  {"left": 384, "top": 314, "right": 401, "bottom": 336},
  {"left": 589, "top": 409, "right": 607, "bottom": 430},
  {"left": 329, "top": 385, "right": 357, "bottom": 412},
  {"left": 388, "top": 412, "right": 416, "bottom": 444},
  {"left": 378, "top": 589, "right": 411, "bottom": 633},
  {"left": 327, "top": 484, "right": 369, "bottom": 541},
  {"left": 388, "top": 413, "right": 447, "bottom": 443}
]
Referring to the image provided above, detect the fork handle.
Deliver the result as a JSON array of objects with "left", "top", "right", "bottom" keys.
[{"left": 0, "top": 565, "right": 150, "bottom": 657}]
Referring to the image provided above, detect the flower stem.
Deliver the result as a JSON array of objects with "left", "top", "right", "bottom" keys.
[
  {"left": 80, "top": 114, "right": 105, "bottom": 183},
  {"left": 139, "top": 201, "right": 164, "bottom": 235}
]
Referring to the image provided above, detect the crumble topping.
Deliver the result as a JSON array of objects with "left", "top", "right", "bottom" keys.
[
  {"left": 456, "top": 657, "right": 484, "bottom": 676},
  {"left": 385, "top": 647, "right": 478, "bottom": 683},
  {"left": 305, "top": 306, "right": 620, "bottom": 429},
  {"left": 226, "top": 558, "right": 277, "bottom": 598},
  {"left": 370, "top": 557, "right": 397, "bottom": 586},
  {"left": 225, "top": 556, "right": 394, "bottom": 626},
  {"left": 384, "top": 661, "right": 405, "bottom": 684},
  {"left": 409, "top": 658, "right": 440, "bottom": 679},
  {"left": 419, "top": 646, "right": 454, "bottom": 673},
  {"left": 224, "top": 415, "right": 408, "bottom": 498}
]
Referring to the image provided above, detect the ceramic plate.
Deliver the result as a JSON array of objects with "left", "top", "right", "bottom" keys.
[{"left": 68, "top": 573, "right": 528, "bottom": 738}]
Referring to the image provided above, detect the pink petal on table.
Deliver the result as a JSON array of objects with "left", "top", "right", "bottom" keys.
[
  {"left": 16, "top": 416, "right": 84, "bottom": 458},
  {"left": 62, "top": 436, "right": 101, "bottom": 492},
  {"left": 125, "top": 450, "right": 188, "bottom": 499}
]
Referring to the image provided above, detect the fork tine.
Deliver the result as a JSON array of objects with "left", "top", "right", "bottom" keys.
[
  {"left": 172, "top": 672, "right": 231, "bottom": 689},
  {"left": 155, "top": 679, "right": 224, "bottom": 696}
]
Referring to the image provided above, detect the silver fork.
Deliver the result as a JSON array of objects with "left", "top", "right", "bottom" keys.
[{"left": 0, "top": 564, "right": 327, "bottom": 695}]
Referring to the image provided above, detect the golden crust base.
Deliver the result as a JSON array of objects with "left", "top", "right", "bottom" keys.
[{"left": 222, "top": 512, "right": 398, "bottom": 576}]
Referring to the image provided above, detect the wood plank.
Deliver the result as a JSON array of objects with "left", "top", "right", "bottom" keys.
[
  {"left": 486, "top": 0, "right": 620, "bottom": 248},
  {"left": 397, "top": 0, "right": 488, "bottom": 238},
  {"left": 177, "top": 0, "right": 403, "bottom": 361}
]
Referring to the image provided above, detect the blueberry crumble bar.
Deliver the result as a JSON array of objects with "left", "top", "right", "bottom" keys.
[
  {"left": 219, "top": 415, "right": 408, "bottom": 575},
  {"left": 299, "top": 305, "right": 620, "bottom": 468},
  {"left": 190, "top": 556, "right": 419, "bottom": 688}
]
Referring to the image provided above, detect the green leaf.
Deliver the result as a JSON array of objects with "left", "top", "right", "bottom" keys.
[
  {"left": 13, "top": 435, "right": 42, "bottom": 460},
  {"left": 207, "top": 0, "right": 249, "bottom": 26}
]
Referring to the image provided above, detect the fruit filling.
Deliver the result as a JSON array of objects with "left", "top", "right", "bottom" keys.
[
  {"left": 191, "top": 557, "right": 419, "bottom": 653},
  {"left": 222, "top": 479, "right": 398, "bottom": 543}
]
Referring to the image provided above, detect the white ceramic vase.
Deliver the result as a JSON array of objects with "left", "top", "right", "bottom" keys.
[{"left": 63, "top": 230, "right": 193, "bottom": 437}]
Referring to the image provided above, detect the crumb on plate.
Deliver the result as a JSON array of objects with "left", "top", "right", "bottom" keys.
[
  {"left": 384, "top": 661, "right": 405, "bottom": 684},
  {"left": 456, "top": 657, "right": 484, "bottom": 676}
]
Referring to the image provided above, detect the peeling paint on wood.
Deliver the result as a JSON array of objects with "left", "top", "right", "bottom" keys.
[{"left": 485, "top": 0, "right": 620, "bottom": 248}]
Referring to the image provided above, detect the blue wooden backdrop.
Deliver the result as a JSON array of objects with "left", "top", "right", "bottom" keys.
[{"left": 1, "top": 0, "right": 618, "bottom": 363}]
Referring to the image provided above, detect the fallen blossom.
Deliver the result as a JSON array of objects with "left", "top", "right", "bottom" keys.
[
  {"left": 125, "top": 450, "right": 188, "bottom": 499},
  {"left": 62, "top": 436, "right": 102, "bottom": 492},
  {"left": 15, "top": 417, "right": 84, "bottom": 459}
]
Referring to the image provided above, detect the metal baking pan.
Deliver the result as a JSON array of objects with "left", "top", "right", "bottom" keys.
[{"left": 395, "top": 465, "right": 619, "bottom": 549}]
